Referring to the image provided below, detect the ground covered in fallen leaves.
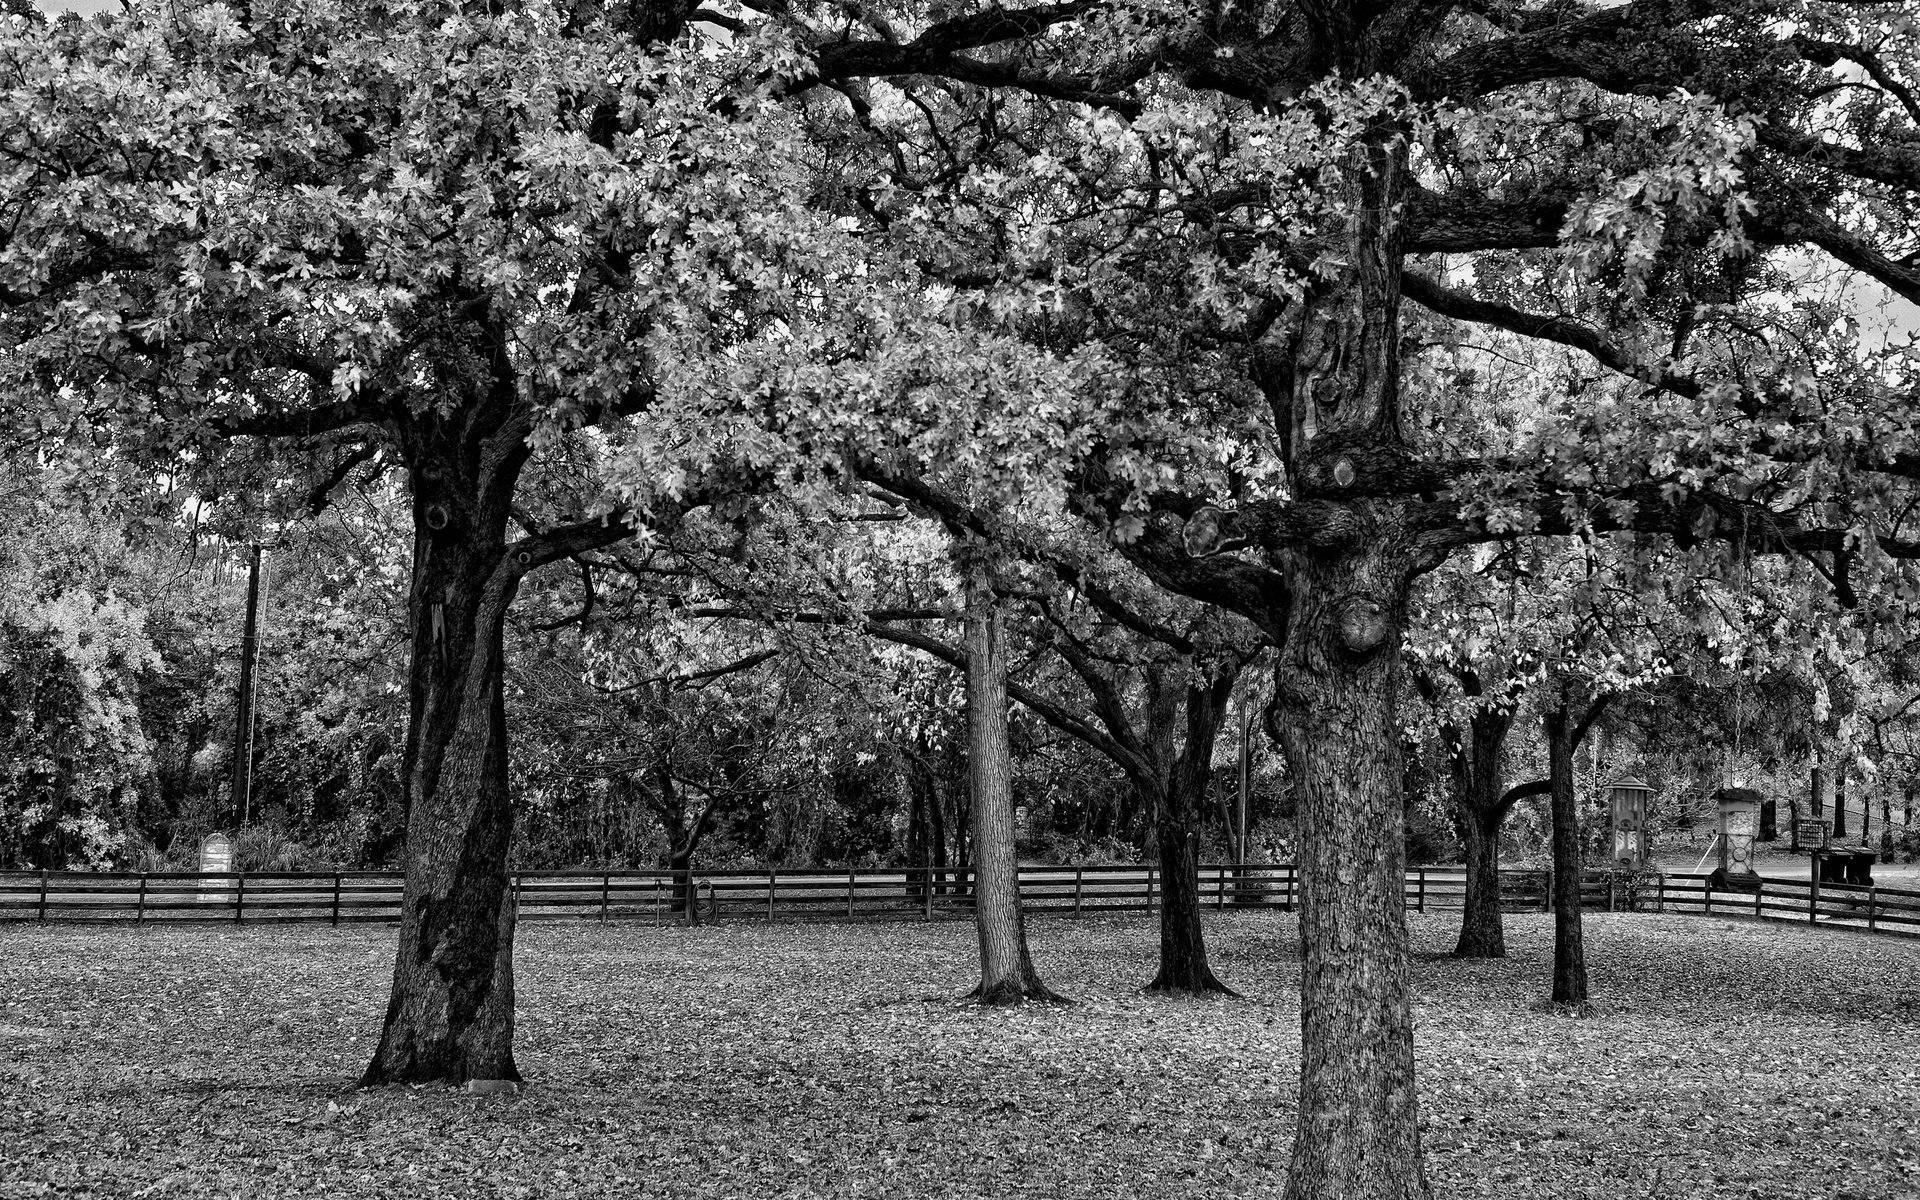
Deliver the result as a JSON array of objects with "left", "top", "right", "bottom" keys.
[{"left": 2, "top": 911, "right": 1916, "bottom": 1199}]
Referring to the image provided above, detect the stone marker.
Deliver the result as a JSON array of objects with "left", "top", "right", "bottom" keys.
[{"left": 197, "top": 832, "right": 235, "bottom": 903}]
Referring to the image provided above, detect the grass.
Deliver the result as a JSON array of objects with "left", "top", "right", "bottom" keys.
[{"left": 1, "top": 910, "right": 1916, "bottom": 1199}]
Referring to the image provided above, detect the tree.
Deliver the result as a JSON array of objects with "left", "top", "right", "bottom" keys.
[
  {"left": 758, "top": 2, "right": 1920, "bottom": 1194},
  {"left": 1, "top": 0, "right": 848, "bottom": 1085},
  {"left": 961, "top": 563, "right": 1066, "bottom": 1003}
]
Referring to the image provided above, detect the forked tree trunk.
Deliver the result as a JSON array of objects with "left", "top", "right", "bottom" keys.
[
  {"left": 1146, "top": 670, "right": 1237, "bottom": 995},
  {"left": 1545, "top": 703, "right": 1586, "bottom": 1006},
  {"left": 963, "top": 569, "right": 1063, "bottom": 1004},
  {"left": 363, "top": 432, "right": 528, "bottom": 1087},
  {"left": 1272, "top": 541, "right": 1427, "bottom": 1200}
]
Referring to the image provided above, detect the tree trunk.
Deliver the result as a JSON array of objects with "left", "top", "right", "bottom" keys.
[
  {"left": 1146, "top": 671, "right": 1237, "bottom": 995},
  {"left": 1272, "top": 543, "right": 1427, "bottom": 1200},
  {"left": 1545, "top": 702, "right": 1586, "bottom": 1007},
  {"left": 230, "top": 543, "right": 262, "bottom": 829},
  {"left": 362, "top": 430, "right": 527, "bottom": 1086},
  {"left": 1454, "top": 805, "right": 1505, "bottom": 958},
  {"left": 963, "top": 568, "right": 1062, "bottom": 1004}
]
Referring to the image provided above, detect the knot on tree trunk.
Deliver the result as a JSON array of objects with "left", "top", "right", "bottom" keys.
[{"left": 1334, "top": 594, "right": 1390, "bottom": 657}]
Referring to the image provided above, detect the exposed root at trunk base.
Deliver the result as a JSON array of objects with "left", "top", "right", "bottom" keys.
[
  {"left": 966, "top": 977, "right": 1073, "bottom": 1006},
  {"left": 1142, "top": 970, "right": 1241, "bottom": 998},
  {"left": 1450, "top": 933, "right": 1506, "bottom": 959}
]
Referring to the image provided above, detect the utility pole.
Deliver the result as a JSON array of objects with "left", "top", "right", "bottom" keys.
[{"left": 231, "top": 544, "right": 262, "bottom": 829}]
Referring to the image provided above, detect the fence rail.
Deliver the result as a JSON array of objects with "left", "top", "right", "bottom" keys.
[{"left": 2, "top": 865, "right": 1916, "bottom": 940}]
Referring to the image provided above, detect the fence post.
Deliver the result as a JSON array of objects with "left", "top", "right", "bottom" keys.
[
  {"left": 1655, "top": 873, "right": 1665, "bottom": 913},
  {"left": 770, "top": 870, "right": 779, "bottom": 922},
  {"left": 653, "top": 876, "right": 661, "bottom": 925},
  {"left": 38, "top": 869, "right": 47, "bottom": 922},
  {"left": 1542, "top": 871, "right": 1551, "bottom": 913},
  {"left": 921, "top": 868, "right": 931, "bottom": 921},
  {"left": 1417, "top": 868, "right": 1426, "bottom": 913},
  {"left": 1074, "top": 866, "right": 1084, "bottom": 916},
  {"left": 600, "top": 872, "right": 610, "bottom": 924},
  {"left": 1703, "top": 877, "right": 1712, "bottom": 915},
  {"left": 683, "top": 872, "right": 695, "bottom": 927},
  {"left": 136, "top": 874, "right": 147, "bottom": 924},
  {"left": 1868, "top": 886, "right": 1878, "bottom": 932},
  {"left": 235, "top": 873, "right": 246, "bottom": 924},
  {"left": 1145, "top": 868, "right": 1155, "bottom": 914},
  {"left": 1607, "top": 871, "right": 1616, "bottom": 912},
  {"left": 1284, "top": 864, "right": 1294, "bottom": 912},
  {"left": 1810, "top": 868, "right": 1820, "bottom": 925},
  {"left": 332, "top": 873, "right": 342, "bottom": 926},
  {"left": 847, "top": 869, "right": 856, "bottom": 919}
]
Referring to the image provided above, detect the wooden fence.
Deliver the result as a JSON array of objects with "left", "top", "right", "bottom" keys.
[{"left": 1, "top": 864, "right": 1915, "bottom": 940}]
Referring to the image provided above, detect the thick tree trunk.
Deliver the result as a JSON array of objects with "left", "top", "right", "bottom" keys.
[
  {"left": 1273, "top": 543, "right": 1427, "bottom": 1200},
  {"left": 362, "top": 449, "right": 525, "bottom": 1087},
  {"left": 1545, "top": 703, "right": 1586, "bottom": 1007},
  {"left": 963, "top": 569, "right": 1063, "bottom": 1004},
  {"left": 1454, "top": 805, "right": 1505, "bottom": 958}
]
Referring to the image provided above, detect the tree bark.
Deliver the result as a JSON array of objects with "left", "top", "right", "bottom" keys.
[
  {"left": 1454, "top": 804, "right": 1506, "bottom": 958},
  {"left": 230, "top": 543, "right": 262, "bottom": 829},
  {"left": 362, "top": 415, "right": 530, "bottom": 1086},
  {"left": 1273, "top": 542, "right": 1427, "bottom": 1200},
  {"left": 963, "top": 568, "right": 1063, "bottom": 1004},
  {"left": 1145, "top": 669, "right": 1238, "bottom": 995},
  {"left": 1545, "top": 701, "right": 1586, "bottom": 1007}
]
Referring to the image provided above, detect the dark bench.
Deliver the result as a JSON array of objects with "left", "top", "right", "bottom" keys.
[{"left": 1813, "top": 847, "right": 1876, "bottom": 887}]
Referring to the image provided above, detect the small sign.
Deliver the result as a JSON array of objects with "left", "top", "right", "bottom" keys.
[
  {"left": 1794, "top": 819, "right": 1829, "bottom": 846},
  {"left": 198, "top": 833, "right": 234, "bottom": 902}
]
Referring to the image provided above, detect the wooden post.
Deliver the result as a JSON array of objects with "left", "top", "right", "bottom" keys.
[
  {"left": 921, "top": 868, "right": 931, "bottom": 921},
  {"left": 1810, "top": 865, "right": 1820, "bottom": 925},
  {"left": 331, "top": 873, "right": 341, "bottom": 926},
  {"left": 653, "top": 876, "right": 661, "bottom": 925},
  {"left": 1417, "top": 868, "right": 1426, "bottom": 913},
  {"left": 136, "top": 875, "right": 147, "bottom": 924},
  {"left": 1146, "top": 867, "right": 1155, "bottom": 914},
  {"left": 1542, "top": 870, "right": 1551, "bottom": 913},
  {"left": 38, "top": 869, "right": 47, "bottom": 922},
  {"left": 846, "top": 869, "right": 855, "bottom": 919},
  {"left": 1284, "top": 864, "right": 1294, "bottom": 912},
  {"left": 234, "top": 873, "right": 246, "bottom": 923},
  {"left": 770, "top": 870, "right": 778, "bottom": 921},
  {"left": 601, "top": 872, "right": 610, "bottom": 924},
  {"left": 1868, "top": 886, "right": 1878, "bottom": 932},
  {"left": 1703, "top": 877, "right": 1712, "bottom": 915},
  {"left": 1754, "top": 880, "right": 1764, "bottom": 918},
  {"left": 1607, "top": 871, "right": 1616, "bottom": 912},
  {"left": 1074, "top": 866, "right": 1084, "bottom": 916},
  {"left": 1655, "top": 873, "right": 1665, "bottom": 913}
]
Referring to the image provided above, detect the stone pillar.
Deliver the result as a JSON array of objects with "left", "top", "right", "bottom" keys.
[{"left": 1709, "top": 788, "right": 1764, "bottom": 892}]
